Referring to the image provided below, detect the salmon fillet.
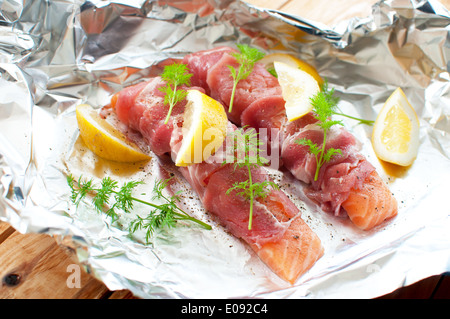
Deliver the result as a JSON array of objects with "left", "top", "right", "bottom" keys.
[
  {"left": 252, "top": 217, "right": 324, "bottom": 284},
  {"left": 342, "top": 171, "right": 398, "bottom": 230},
  {"left": 109, "top": 77, "right": 324, "bottom": 284},
  {"left": 183, "top": 46, "right": 399, "bottom": 231},
  {"left": 181, "top": 162, "right": 324, "bottom": 283},
  {"left": 252, "top": 194, "right": 324, "bottom": 283}
]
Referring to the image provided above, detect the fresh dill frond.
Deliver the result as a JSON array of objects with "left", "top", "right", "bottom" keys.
[
  {"left": 114, "top": 180, "right": 143, "bottom": 214},
  {"left": 66, "top": 174, "right": 211, "bottom": 244},
  {"left": 267, "top": 67, "right": 277, "bottom": 78},
  {"left": 227, "top": 126, "right": 269, "bottom": 170},
  {"left": 224, "top": 127, "right": 279, "bottom": 230},
  {"left": 129, "top": 208, "right": 176, "bottom": 244},
  {"left": 295, "top": 80, "right": 373, "bottom": 181},
  {"left": 159, "top": 63, "right": 193, "bottom": 125},
  {"left": 93, "top": 177, "right": 117, "bottom": 210},
  {"left": 295, "top": 87, "right": 344, "bottom": 182},
  {"left": 320, "top": 80, "right": 374, "bottom": 126},
  {"left": 227, "top": 44, "right": 265, "bottom": 113}
]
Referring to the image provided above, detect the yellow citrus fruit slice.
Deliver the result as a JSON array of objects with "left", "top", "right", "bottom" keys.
[
  {"left": 260, "top": 53, "right": 323, "bottom": 86},
  {"left": 372, "top": 88, "right": 420, "bottom": 166},
  {"left": 75, "top": 104, "right": 151, "bottom": 163},
  {"left": 274, "top": 61, "right": 320, "bottom": 122},
  {"left": 175, "top": 89, "right": 228, "bottom": 166}
]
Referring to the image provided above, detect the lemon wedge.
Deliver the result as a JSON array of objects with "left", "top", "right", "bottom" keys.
[
  {"left": 260, "top": 53, "right": 323, "bottom": 86},
  {"left": 274, "top": 61, "right": 320, "bottom": 122},
  {"left": 76, "top": 104, "right": 151, "bottom": 163},
  {"left": 372, "top": 88, "right": 420, "bottom": 166},
  {"left": 175, "top": 90, "right": 228, "bottom": 166}
]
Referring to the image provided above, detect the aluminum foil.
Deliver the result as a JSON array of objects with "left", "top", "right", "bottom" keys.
[{"left": 1, "top": 0, "right": 449, "bottom": 299}]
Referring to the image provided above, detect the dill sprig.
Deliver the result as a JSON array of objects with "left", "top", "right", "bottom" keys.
[
  {"left": 227, "top": 44, "right": 265, "bottom": 113},
  {"left": 67, "top": 174, "right": 211, "bottom": 244},
  {"left": 224, "top": 127, "right": 279, "bottom": 230},
  {"left": 295, "top": 85, "right": 344, "bottom": 182},
  {"left": 159, "top": 63, "right": 193, "bottom": 125},
  {"left": 321, "top": 81, "right": 374, "bottom": 126},
  {"left": 295, "top": 81, "right": 374, "bottom": 181}
]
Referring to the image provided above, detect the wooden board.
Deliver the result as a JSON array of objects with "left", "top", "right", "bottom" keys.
[
  {"left": 0, "top": 221, "right": 136, "bottom": 299},
  {"left": 1, "top": 0, "right": 449, "bottom": 299}
]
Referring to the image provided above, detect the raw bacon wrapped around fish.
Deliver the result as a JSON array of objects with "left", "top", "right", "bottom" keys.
[
  {"left": 108, "top": 75, "right": 324, "bottom": 283},
  {"left": 182, "top": 46, "right": 398, "bottom": 231}
]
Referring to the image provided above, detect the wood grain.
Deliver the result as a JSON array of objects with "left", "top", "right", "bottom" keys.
[
  {"left": 0, "top": 229, "right": 102, "bottom": 298},
  {"left": 0, "top": 0, "right": 449, "bottom": 299},
  {"left": 0, "top": 221, "right": 139, "bottom": 299}
]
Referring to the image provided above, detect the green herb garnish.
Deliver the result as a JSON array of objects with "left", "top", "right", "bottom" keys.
[
  {"left": 67, "top": 174, "right": 211, "bottom": 244},
  {"left": 295, "top": 84, "right": 344, "bottom": 182},
  {"left": 159, "top": 63, "right": 193, "bottom": 125},
  {"left": 320, "top": 81, "right": 374, "bottom": 126},
  {"left": 295, "top": 81, "right": 374, "bottom": 181},
  {"left": 227, "top": 44, "right": 265, "bottom": 113},
  {"left": 267, "top": 67, "right": 277, "bottom": 78},
  {"left": 224, "top": 127, "right": 279, "bottom": 230}
]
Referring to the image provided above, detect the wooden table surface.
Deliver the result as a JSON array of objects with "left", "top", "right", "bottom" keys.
[{"left": 1, "top": 0, "right": 449, "bottom": 299}]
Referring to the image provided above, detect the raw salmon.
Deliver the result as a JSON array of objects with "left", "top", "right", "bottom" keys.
[
  {"left": 342, "top": 171, "right": 398, "bottom": 230},
  {"left": 109, "top": 77, "right": 324, "bottom": 283},
  {"left": 252, "top": 191, "right": 324, "bottom": 283},
  {"left": 182, "top": 162, "right": 324, "bottom": 283},
  {"left": 183, "top": 46, "right": 399, "bottom": 231},
  {"left": 252, "top": 216, "right": 324, "bottom": 284}
]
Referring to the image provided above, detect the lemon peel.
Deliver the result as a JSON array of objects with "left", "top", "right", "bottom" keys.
[
  {"left": 175, "top": 90, "right": 228, "bottom": 166},
  {"left": 260, "top": 53, "right": 323, "bottom": 85},
  {"left": 372, "top": 88, "right": 419, "bottom": 166},
  {"left": 76, "top": 104, "right": 151, "bottom": 163},
  {"left": 274, "top": 61, "right": 320, "bottom": 122}
]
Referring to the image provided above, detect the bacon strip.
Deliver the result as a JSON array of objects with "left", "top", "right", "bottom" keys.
[
  {"left": 183, "top": 47, "right": 397, "bottom": 230},
  {"left": 109, "top": 76, "right": 323, "bottom": 283}
]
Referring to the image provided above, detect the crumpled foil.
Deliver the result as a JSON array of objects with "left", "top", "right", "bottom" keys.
[{"left": 1, "top": 0, "right": 449, "bottom": 299}]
